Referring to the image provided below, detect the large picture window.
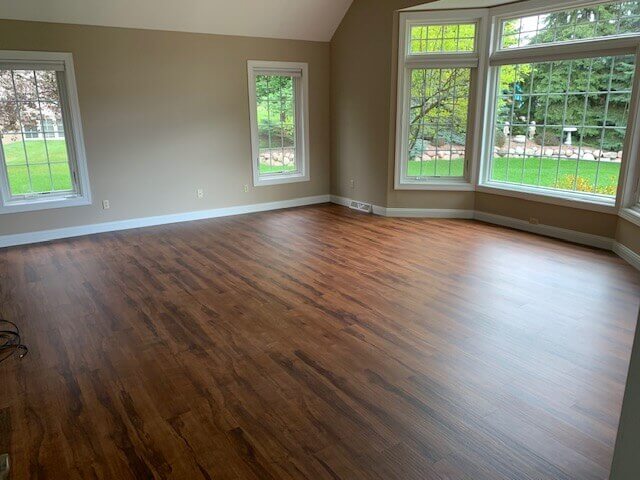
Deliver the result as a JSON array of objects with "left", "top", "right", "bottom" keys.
[
  {"left": 483, "top": 0, "right": 640, "bottom": 206},
  {"left": 247, "top": 61, "right": 310, "bottom": 187},
  {"left": 0, "top": 51, "right": 90, "bottom": 214},
  {"left": 489, "top": 55, "right": 635, "bottom": 198}
]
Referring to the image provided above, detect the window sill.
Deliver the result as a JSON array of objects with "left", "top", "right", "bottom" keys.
[
  {"left": 0, "top": 195, "right": 91, "bottom": 215},
  {"left": 254, "top": 173, "right": 310, "bottom": 187},
  {"left": 476, "top": 182, "right": 617, "bottom": 214},
  {"left": 395, "top": 179, "right": 475, "bottom": 191},
  {"left": 620, "top": 207, "right": 640, "bottom": 228}
]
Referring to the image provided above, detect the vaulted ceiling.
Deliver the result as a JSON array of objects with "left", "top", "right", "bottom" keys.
[{"left": 0, "top": 0, "right": 354, "bottom": 42}]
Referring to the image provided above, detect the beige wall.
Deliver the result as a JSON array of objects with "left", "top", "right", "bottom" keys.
[
  {"left": 475, "top": 193, "right": 620, "bottom": 238},
  {"left": 329, "top": 0, "right": 630, "bottom": 240},
  {"left": 0, "top": 20, "right": 330, "bottom": 236},
  {"left": 617, "top": 218, "right": 640, "bottom": 255}
]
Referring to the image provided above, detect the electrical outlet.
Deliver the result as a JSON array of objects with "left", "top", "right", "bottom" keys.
[
  {"left": 349, "top": 179, "right": 355, "bottom": 190},
  {"left": 243, "top": 184, "right": 249, "bottom": 193},
  {"left": 102, "top": 200, "right": 110, "bottom": 210},
  {"left": 197, "top": 188, "right": 204, "bottom": 199},
  {"left": 529, "top": 217, "right": 539, "bottom": 225}
]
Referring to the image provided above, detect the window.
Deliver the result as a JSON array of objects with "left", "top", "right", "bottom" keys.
[
  {"left": 0, "top": 51, "right": 90, "bottom": 213},
  {"left": 397, "top": 0, "right": 640, "bottom": 212},
  {"left": 500, "top": 1, "right": 640, "bottom": 50},
  {"left": 247, "top": 61, "right": 309, "bottom": 186},
  {"left": 410, "top": 24, "right": 477, "bottom": 54},
  {"left": 483, "top": 0, "right": 640, "bottom": 206},
  {"left": 489, "top": 55, "right": 634, "bottom": 199},
  {"left": 395, "top": 11, "right": 486, "bottom": 190}
]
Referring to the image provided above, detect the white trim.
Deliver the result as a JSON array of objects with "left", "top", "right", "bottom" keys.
[
  {"left": 473, "top": 211, "right": 615, "bottom": 249},
  {"left": 384, "top": 207, "right": 474, "bottom": 218},
  {"left": 620, "top": 207, "right": 640, "bottom": 228},
  {"left": 613, "top": 241, "right": 640, "bottom": 271},
  {"left": 0, "top": 51, "right": 92, "bottom": 214},
  {"left": 330, "top": 195, "right": 473, "bottom": 218},
  {"left": 247, "top": 60, "right": 310, "bottom": 187},
  {"left": 0, "top": 194, "right": 329, "bottom": 248}
]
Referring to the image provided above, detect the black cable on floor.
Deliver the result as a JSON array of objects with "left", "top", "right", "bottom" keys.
[{"left": 0, "top": 319, "right": 28, "bottom": 364}]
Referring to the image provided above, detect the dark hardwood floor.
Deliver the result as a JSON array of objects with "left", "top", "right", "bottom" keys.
[{"left": 1, "top": 203, "right": 639, "bottom": 479}]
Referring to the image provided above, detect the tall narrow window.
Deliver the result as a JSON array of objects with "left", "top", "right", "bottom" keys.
[
  {"left": 0, "top": 51, "right": 90, "bottom": 213},
  {"left": 483, "top": 1, "right": 640, "bottom": 204},
  {"left": 247, "top": 61, "right": 309, "bottom": 186},
  {"left": 395, "top": 13, "right": 484, "bottom": 189}
]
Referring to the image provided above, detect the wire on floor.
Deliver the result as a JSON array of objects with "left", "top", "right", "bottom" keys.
[{"left": 0, "top": 319, "right": 28, "bottom": 364}]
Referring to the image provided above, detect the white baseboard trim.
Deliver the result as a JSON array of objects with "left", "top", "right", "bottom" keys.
[
  {"left": 613, "top": 242, "right": 640, "bottom": 271},
  {"left": 384, "top": 208, "right": 474, "bottom": 219},
  {"left": 0, "top": 194, "right": 330, "bottom": 248},
  {"left": 473, "top": 211, "right": 614, "bottom": 250},
  {"left": 329, "top": 195, "right": 473, "bottom": 218}
]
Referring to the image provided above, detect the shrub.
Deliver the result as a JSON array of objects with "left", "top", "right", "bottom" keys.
[
  {"left": 556, "top": 175, "right": 617, "bottom": 196},
  {"left": 534, "top": 130, "right": 560, "bottom": 147}
]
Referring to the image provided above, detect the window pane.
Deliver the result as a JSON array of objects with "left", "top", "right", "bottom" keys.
[
  {"left": 255, "top": 74, "right": 297, "bottom": 177},
  {"left": 489, "top": 55, "right": 635, "bottom": 198},
  {"left": 0, "top": 68, "right": 76, "bottom": 197},
  {"left": 407, "top": 67, "right": 470, "bottom": 178},
  {"left": 501, "top": 1, "right": 640, "bottom": 49},
  {"left": 410, "top": 23, "right": 476, "bottom": 54}
]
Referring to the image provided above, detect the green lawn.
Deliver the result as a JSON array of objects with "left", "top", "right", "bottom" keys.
[
  {"left": 259, "top": 163, "right": 296, "bottom": 174},
  {"left": 408, "top": 156, "right": 620, "bottom": 195},
  {"left": 3, "top": 140, "right": 73, "bottom": 195}
]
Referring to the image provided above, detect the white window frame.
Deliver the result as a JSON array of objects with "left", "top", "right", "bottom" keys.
[
  {"left": 0, "top": 50, "right": 91, "bottom": 214},
  {"left": 247, "top": 60, "right": 310, "bottom": 187},
  {"left": 395, "top": 9, "right": 488, "bottom": 191}
]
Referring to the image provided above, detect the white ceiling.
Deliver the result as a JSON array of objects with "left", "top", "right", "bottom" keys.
[{"left": 0, "top": 0, "right": 354, "bottom": 42}]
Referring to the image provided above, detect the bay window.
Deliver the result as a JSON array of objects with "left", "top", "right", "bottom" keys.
[{"left": 396, "top": 0, "right": 640, "bottom": 214}]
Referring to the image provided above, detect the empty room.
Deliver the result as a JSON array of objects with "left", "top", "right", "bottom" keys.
[{"left": 1, "top": 0, "right": 640, "bottom": 479}]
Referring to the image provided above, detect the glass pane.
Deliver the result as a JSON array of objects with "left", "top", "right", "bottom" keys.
[
  {"left": 0, "top": 71, "right": 16, "bottom": 101},
  {"left": 489, "top": 55, "right": 635, "bottom": 198},
  {"left": 1, "top": 134, "right": 27, "bottom": 165},
  {"left": 50, "top": 161, "right": 73, "bottom": 191},
  {"left": 6, "top": 165, "right": 31, "bottom": 195},
  {"left": 410, "top": 23, "right": 476, "bottom": 54},
  {"left": 255, "top": 74, "right": 297, "bottom": 177},
  {"left": 0, "top": 68, "right": 75, "bottom": 197},
  {"left": 501, "top": 1, "right": 640, "bottom": 49},
  {"left": 0, "top": 102, "right": 20, "bottom": 133},
  {"left": 407, "top": 67, "right": 470, "bottom": 179},
  {"left": 35, "top": 71, "right": 60, "bottom": 103},
  {"left": 13, "top": 70, "right": 38, "bottom": 101}
]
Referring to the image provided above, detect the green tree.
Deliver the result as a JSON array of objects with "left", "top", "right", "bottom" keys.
[{"left": 499, "top": 2, "right": 639, "bottom": 150}]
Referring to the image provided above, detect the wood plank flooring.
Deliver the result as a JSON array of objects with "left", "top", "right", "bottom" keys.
[{"left": 1, "top": 203, "right": 639, "bottom": 479}]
